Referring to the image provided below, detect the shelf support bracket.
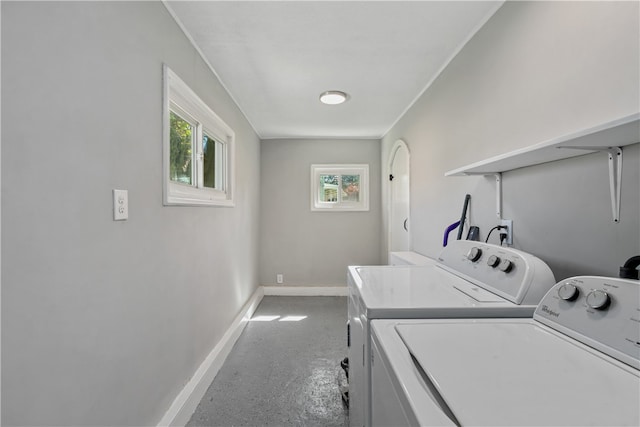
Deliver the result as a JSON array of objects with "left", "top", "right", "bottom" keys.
[
  {"left": 560, "top": 146, "right": 623, "bottom": 222},
  {"left": 495, "top": 173, "right": 502, "bottom": 219},
  {"left": 608, "top": 147, "right": 623, "bottom": 223}
]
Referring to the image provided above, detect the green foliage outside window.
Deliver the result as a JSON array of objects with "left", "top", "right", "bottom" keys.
[
  {"left": 170, "top": 111, "right": 193, "bottom": 184},
  {"left": 322, "top": 175, "right": 339, "bottom": 185}
]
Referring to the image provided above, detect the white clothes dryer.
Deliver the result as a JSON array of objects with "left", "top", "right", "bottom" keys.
[
  {"left": 348, "top": 240, "right": 556, "bottom": 427},
  {"left": 370, "top": 276, "right": 640, "bottom": 426}
]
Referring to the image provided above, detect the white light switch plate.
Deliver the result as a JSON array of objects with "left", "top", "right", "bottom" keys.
[{"left": 113, "top": 189, "right": 128, "bottom": 221}]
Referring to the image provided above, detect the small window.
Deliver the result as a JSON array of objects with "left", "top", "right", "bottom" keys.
[
  {"left": 311, "top": 164, "right": 369, "bottom": 211},
  {"left": 163, "top": 65, "right": 234, "bottom": 206}
]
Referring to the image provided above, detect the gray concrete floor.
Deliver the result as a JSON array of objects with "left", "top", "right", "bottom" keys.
[{"left": 187, "top": 296, "right": 349, "bottom": 427}]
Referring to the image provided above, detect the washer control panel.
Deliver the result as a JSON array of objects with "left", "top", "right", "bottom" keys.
[
  {"left": 535, "top": 276, "right": 640, "bottom": 369},
  {"left": 437, "top": 240, "right": 556, "bottom": 305}
]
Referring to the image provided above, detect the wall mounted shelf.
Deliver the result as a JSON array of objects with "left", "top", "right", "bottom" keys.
[
  {"left": 445, "top": 113, "right": 640, "bottom": 222},
  {"left": 445, "top": 113, "right": 639, "bottom": 176}
]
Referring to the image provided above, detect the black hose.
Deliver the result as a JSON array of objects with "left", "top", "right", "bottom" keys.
[{"left": 619, "top": 255, "right": 640, "bottom": 280}]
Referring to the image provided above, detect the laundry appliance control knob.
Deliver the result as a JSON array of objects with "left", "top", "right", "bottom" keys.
[
  {"left": 487, "top": 255, "right": 501, "bottom": 268},
  {"left": 586, "top": 290, "right": 610, "bottom": 310},
  {"left": 557, "top": 283, "right": 579, "bottom": 301},
  {"left": 498, "top": 259, "right": 513, "bottom": 273},
  {"left": 467, "top": 247, "right": 482, "bottom": 262}
]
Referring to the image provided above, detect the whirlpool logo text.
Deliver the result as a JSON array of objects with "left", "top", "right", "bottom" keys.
[{"left": 541, "top": 305, "right": 560, "bottom": 317}]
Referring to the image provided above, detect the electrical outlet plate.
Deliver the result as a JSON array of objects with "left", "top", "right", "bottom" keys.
[
  {"left": 113, "top": 189, "right": 128, "bottom": 221},
  {"left": 276, "top": 274, "right": 283, "bottom": 284},
  {"left": 500, "top": 219, "right": 513, "bottom": 245}
]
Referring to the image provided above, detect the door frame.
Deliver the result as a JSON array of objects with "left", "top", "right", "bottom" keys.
[{"left": 387, "top": 139, "right": 411, "bottom": 256}]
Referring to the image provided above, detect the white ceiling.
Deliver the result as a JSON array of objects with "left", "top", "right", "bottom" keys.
[{"left": 165, "top": 1, "right": 504, "bottom": 140}]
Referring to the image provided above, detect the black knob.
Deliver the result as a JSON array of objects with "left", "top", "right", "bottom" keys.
[
  {"left": 557, "top": 283, "right": 579, "bottom": 301},
  {"left": 498, "top": 259, "right": 513, "bottom": 273},
  {"left": 487, "top": 255, "right": 501, "bottom": 268},
  {"left": 586, "top": 290, "right": 610, "bottom": 310},
  {"left": 467, "top": 247, "right": 482, "bottom": 262}
]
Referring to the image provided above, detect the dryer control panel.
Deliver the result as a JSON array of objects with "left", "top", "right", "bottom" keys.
[
  {"left": 436, "top": 240, "right": 556, "bottom": 305},
  {"left": 534, "top": 276, "right": 640, "bottom": 370}
]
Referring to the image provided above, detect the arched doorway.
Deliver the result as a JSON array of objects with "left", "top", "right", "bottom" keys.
[{"left": 388, "top": 139, "right": 410, "bottom": 256}]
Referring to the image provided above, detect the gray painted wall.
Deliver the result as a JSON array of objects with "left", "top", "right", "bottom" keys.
[
  {"left": 260, "top": 139, "right": 382, "bottom": 286},
  {"left": 2, "top": 1, "right": 638, "bottom": 425},
  {"left": 1, "top": 2, "right": 260, "bottom": 426},
  {"left": 382, "top": 1, "right": 640, "bottom": 281}
]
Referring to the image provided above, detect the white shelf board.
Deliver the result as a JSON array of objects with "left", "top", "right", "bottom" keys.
[{"left": 445, "top": 113, "right": 640, "bottom": 176}]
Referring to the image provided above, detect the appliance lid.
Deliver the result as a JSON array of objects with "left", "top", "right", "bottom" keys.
[
  {"left": 354, "top": 265, "right": 508, "bottom": 308},
  {"left": 396, "top": 321, "right": 640, "bottom": 426}
]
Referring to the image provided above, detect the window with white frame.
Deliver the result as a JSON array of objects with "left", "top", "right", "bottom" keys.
[
  {"left": 311, "top": 164, "right": 369, "bottom": 211},
  {"left": 163, "top": 65, "right": 235, "bottom": 206}
]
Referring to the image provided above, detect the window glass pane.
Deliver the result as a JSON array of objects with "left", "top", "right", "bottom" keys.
[
  {"left": 319, "top": 175, "right": 339, "bottom": 202},
  {"left": 169, "top": 111, "right": 194, "bottom": 185},
  {"left": 215, "top": 140, "right": 224, "bottom": 189},
  {"left": 202, "top": 134, "right": 216, "bottom": 189},
  {"left": 342, "top": 174, "right": 360, "bottom": 202}
]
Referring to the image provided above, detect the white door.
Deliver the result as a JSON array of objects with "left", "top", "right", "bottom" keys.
[{"left": 389, "top": 140, "right": 410, "bottom": 254}]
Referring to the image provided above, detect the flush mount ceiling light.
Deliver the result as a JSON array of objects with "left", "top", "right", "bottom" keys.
[{"left": 319, "top": 90, "right": 348, "bottom": 105}]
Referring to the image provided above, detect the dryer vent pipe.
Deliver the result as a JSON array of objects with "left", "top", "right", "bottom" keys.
[{"left": 619, "top": 255, "right": 640, "bottom": 280}]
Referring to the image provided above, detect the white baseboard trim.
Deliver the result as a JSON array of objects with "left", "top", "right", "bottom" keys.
[
  {"left": 263, "top": 286, "right": 348, "bottom": 296},
  {"left": 157, "top": 287, "right": 264, "bottom": 427}
]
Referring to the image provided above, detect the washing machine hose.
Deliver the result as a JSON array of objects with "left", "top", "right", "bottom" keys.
[{"left": 619, "top": 255, "right": 640, "bottom": 280}]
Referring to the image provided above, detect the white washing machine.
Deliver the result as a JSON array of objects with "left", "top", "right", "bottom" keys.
[
  {"left": 371, "top": 276, "right": 640, "bottom": 426},
  {"left": 388, "top": 251, "right": 437, "bottom": 266},
  {"left": 348, "top": 240, "right": 557, "bottom": 427}
]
